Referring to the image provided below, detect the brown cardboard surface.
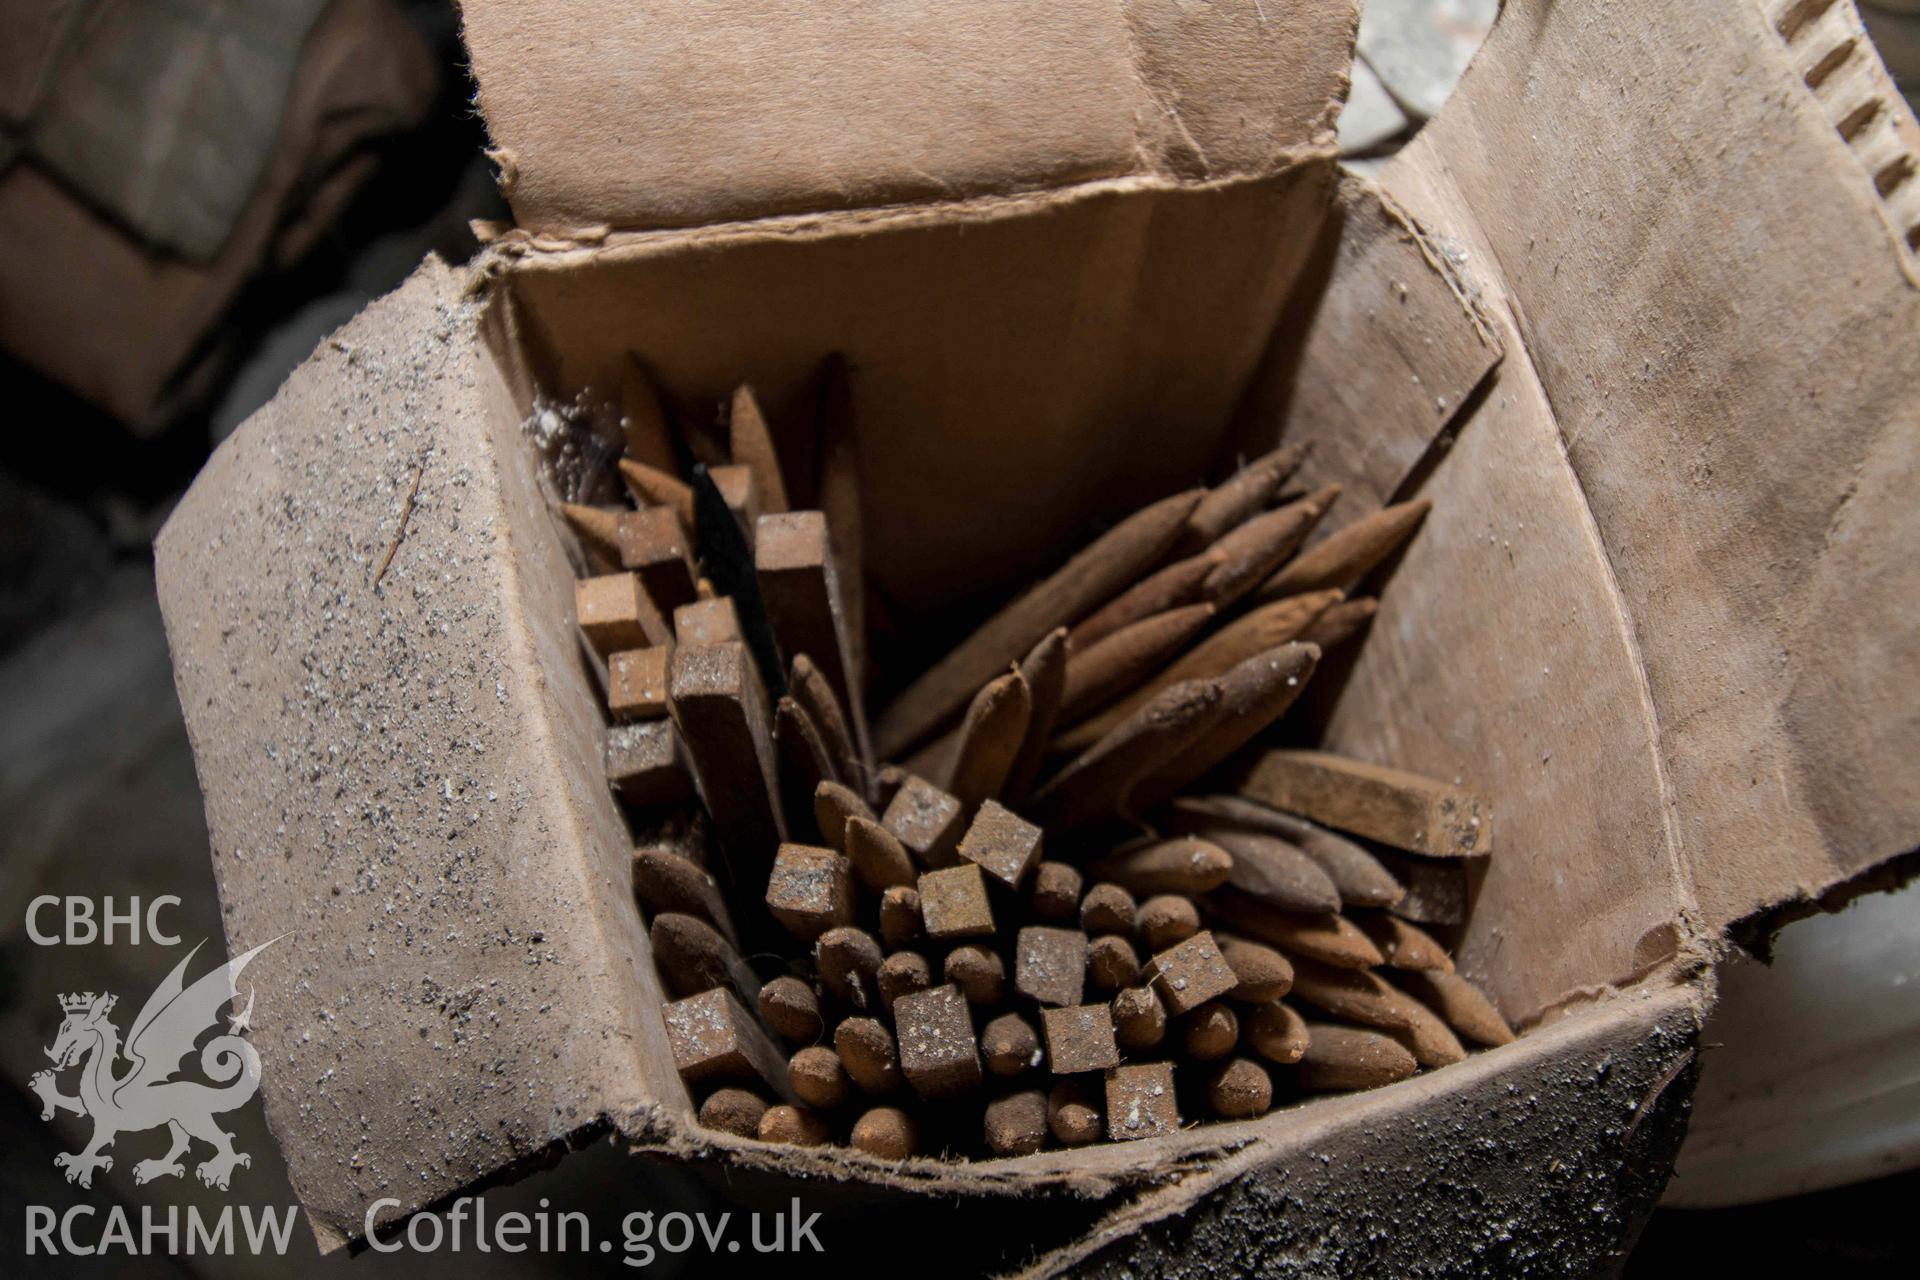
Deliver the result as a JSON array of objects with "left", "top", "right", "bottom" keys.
[
  {"left": 1375, "top": 0, "right": 1920, "bottom": 938},
  {"left": 499, "top": 170, "right": 1336, "bottom": 613},
  {"left": 156, "top": 259, "right": 679, "bottom": 1251},
  {"left": 462, "top": 0, "right": 1357, "bottom": 235}
]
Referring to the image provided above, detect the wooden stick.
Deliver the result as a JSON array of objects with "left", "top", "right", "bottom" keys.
[
  {"left": 664, "top": 989, "right": 792, "bottom": 1094},
  {"left": 729, "top": 385, "right": 791, "bottom": 513},
  {"left": 1032, "top": 678, "right": 1226, "bottom": 830},
  {"left": 790, "top": 654, "right": 862, "bottom": 794},
  {"left": 667, "top": 642, "right": 787, "bottom": 926},
  {"left": 1250, "top": 498, "right": 1431, "bottom": 603},
  {"left": 1296, "top": 1023, "right": 1417, "bottom": 1091},
  {"left": 788, "top": 1045, "right": 852, "bottom": 1109},
  {"left": 1285, "top": 957, "right": 1427, "bottom": 1033},
  {"left": 606, "top": 721, "right": 694, "bottom": 809},
  {"left": 1054, "top": 590, "right": 1340, "bottom": 750},
  {"left": 632, "top": 848, "right": 735, "bottom": 942},
  {"left": 1217, "top": 935, "right": 1294, "bottom": 1002},
  {"left": 1178, "top": 443, "right": 1310, "bottom": 554},
  {"left": 1199, "top": 486, "right": 1337, "bottom": 609},
  {"left": 675, "top": 596, "right": 742, "bottom": 646},
  {"left": 1048, "top": 1079, "right": 1103, "bottom": 1145},
  {"left": 1059, "top": 604, "right": 1215, "bottom": 723},
  {"left": 1298, "top": 596, "right": 1379, "bottom": 651},
  {"left": 608, "top": 646, "right": 672, "bottom": 722},
  {"left": 1126, "top": 642, "right": 1320, "bottom": 808},
  {"left": 774, "top": 697, "right": 838, "bottom": 843},
  {"left": 875, "top": 488, "right": 1204, "bottom": 757},
  {"left": 650, "top": 913, "right": 761, "bottom": 1002},
  {"left": 1352, "top": 912, "right": 1454, "bottom": 971},
  {"left": 1207, "top": 1058, "right": 1274, "bottom": 1118},
  {"left": 1066, "top": 550, "right": 1221, "bottom": 652},
  {"left": 1003, "top": 628, "right": 1069, "bottom": 807},
  {"left": 577, "top": 572, "right": 671, "bottom": 656},
  {"left": 1192, "top": 824, "right": 1341, "bottom": 914},
  {"left": 618, "top": 506, "right": 699, "bottom": 615},
  {"left": 1137, "top": 894, "right": 1200, "bottom": 950},
  {"left": 814, "top": 353, "right": 865, "bottom": 697},
  {"left": 1385, "top": 992, "right": 1468, "bottom": 1068},
  {"left": 1244, "top": 1000, "right": 1310, "bottom": 1064},
  {"left": 756, "top": 511, "right": 868, "bottom": 760},
  {"left": 560, "top": 503, "right": 624, "bottom": 562},
  {"left": 817, "top": 926, "right": 886, "bottom": 1010},
  {"left": 850, "top": 1107, "right": 916, "bottom": 1158},
  {"left": 813, "top": 779, "right": 875, "bottom": 852},
  {"left": 1230, "top": 749, "right": 1492, "bottom": 857},
  {"left": 1398, "top": 970, "right": 1515, "bottom": 1046},
  {"left": 757, "top": 975, "right": 824, "bottom": 1043},
  {"left": 945, "top": 668, "right": 1031, "bottom": 808},
  {"left": 844, "top": 816, "right": 917, "bottom": 893},
  {"left": 1205, "top": 889, "right": 1385, "bottom": 969},
  {"left": 1169, "top": 795, "right": 1404, "bottom": 909},
  {"left": 618, "top": 459, "right": 696, "bottom": 529},
  {"left": 710, "top": 464, "right": 763, "bottom": 547},
  {"left": 1082, "top": 837, "right": 1233, "bottom": 896},
  {"left": 620, "top": 352, "right": 681, "bottom": 476}
]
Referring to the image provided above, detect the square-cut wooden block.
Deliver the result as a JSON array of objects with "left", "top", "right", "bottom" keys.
[
  {"left": 1146, "top": 931, "right": 1238, "bottom": 1015},
  {"left": 577, "top": 573, "right": 665, "bottom": 656},
  {"left": 894, "top": 984, "right": 982, "bottom": 1099},
  {"left": 882, "top": 775, "right": 967, "bottom": 868},
  {"left": 1105, "top": 1062, "right": 1180, "bottom": 1141},
  {"left": 608, "top": 646, "right": 671, "bottom": 721},
  {"left": 1041, "top": 1004, "right": 1120, "bottom": 1074},
  {"left": 765, "top": 843, "right": 853, "bottom": 943},
  {"left": 606, "top": 720, "right": 692, "bottom": 808},
  {"left": 1015, "top": 925, "right": 1088, "bottom": 1007},
  {"left": 957, "top": 800, "right": 1044, "bottom": 889},
  {"left": 618, "top": 506, "right": 698, "bottom": 613},
  {"left": 663, "top": 988, "right": 789, "bottom": 1092},
  {"left": 674, "top": 596, "right": 742, "bottom": 646},
  {"left": 919, "top": 864, "right": 995, "bottom": 941}
]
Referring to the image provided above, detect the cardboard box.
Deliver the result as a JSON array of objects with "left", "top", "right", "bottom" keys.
[{"left": 153, "top": 0, "right": 1920, "bottom": 1270}]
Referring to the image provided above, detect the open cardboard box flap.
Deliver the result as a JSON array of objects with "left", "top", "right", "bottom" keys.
[
  {"left": 460, "top": 0, "right": 1358, "bottom": 236},
  {"left": 155, "top": 0, "right": 1919, "bottom": 1258}
]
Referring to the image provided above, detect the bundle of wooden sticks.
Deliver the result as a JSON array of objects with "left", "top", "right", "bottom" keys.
[{"left": 562, "top": 356, "right": 1511, "bottom": 1160}]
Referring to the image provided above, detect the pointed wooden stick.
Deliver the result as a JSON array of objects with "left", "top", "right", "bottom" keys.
[
  {"left": 1055, "top": 589, "right": 1341, "bottom": 751},
  {"left": 1296, "top": 1023, "right": 1417, "bottom": 1091},
  {"left": 1230, "top": 749, "right": 1492, "bottom": 857},
  {"left": 560, "top": 503, "right": 624, "bottom": 561},
  {"left": 1199, "top": 485, "right": 1338, "bottom": 608},
  {"left": 875, "top": 489, "right": 1204, "bottom": 758},
  {"left": 1382, "top": 979, "right": 1468, "bottom": 1067},
  {"left": 789, "top": 654, "right": 861, "bottom": 793},
  {"left": 1127, "top": 642, "right": 1320, "bottom": 808},
  {"left": 730, "top": 385, "right": 791, "bottom": 514},
  {"left": 1032, "top": 678, "right": 1225, "bottom": 830},
  {"left": 1352, "top": 912, "right": 1453, "bottom": 971},
  {"left": 775, "top": 697, "right": 838, "bottom": 843},
  {"left": 620, "top": 353, "right": 681, "bottom": 476},
  {"left": 1059, "top": 604, "right": 1216, "bottom": 723},
  {"left": 1169, "top": 795, "right": 1404, "bottom": 908},
  {"left": 813, "top": 779, "right": 874, "bottom": 852},
  {"left": 1244, "top": 1000, "right": 1310, "bottom": 1064},
  {"left": 1284, "top": 957, "right": 1420, "bottom": 1030},
  {"left": 814, "top": 354, "right": 864, "bottom": 697},
  {"left": 1204, "top": 889, "right": 1384, "bottom": 968},
  {"left": 1179, "top": 823, "right": 1340, "bottom": 914},
  {"left": 1298, "top": 596, "right": 1379, "bottom": 651},
  {"left": 619, "top": 459, "right": 696, "bottom": 529},
  {"left": 1178, "top": 443, "right": 1311, "bottom": 554},
  {"left": 1082, "top": 837, "right": 1233, "bottom": 896},
  {"left": 1003, "top": 628, "right": 1069, "bottom": 807},
  {"left": 1250, "top": 498, "right": 1431, "bottom": 603},
  {"left": 945, "top": 668, "right": 1031, "bottom": 808},
  {"left": 1067, "top": 550, "right": 1221, "bottom": 652},
  {"left": 1399, "top": 969, "right": 1515, "bottom": 1046}
]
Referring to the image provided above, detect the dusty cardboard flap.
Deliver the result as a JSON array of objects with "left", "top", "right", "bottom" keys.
[
  {"left": 155, "top": 259, "right": 680, "bottom": 1251},
  {"left": 461, "top": 0, "right": 1358, "bottom": 235},
  {"left": 1257, "top": 0, "right": 1919, "bottom": 1009}
]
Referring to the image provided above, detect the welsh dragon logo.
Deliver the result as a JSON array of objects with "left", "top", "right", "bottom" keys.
[{"left": 30, "top": 938, "right": 275, "bottom": 1191}]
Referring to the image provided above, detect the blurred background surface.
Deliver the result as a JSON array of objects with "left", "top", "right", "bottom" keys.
[{"left": 0, "top": 1, "right": 1915, "bottom": 1274}]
